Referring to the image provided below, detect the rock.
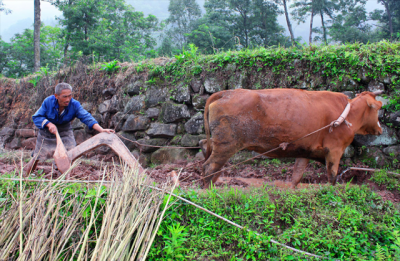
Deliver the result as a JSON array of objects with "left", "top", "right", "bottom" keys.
[
  {"left": 229, "top": 150, "right": 256, "bottom": 164},
  {"left": 342, "top": 91, "right": 356, "bottom": 99},
  {"left": 94, "top": 146, "right": 111, "bottom": 155},
  {"left": 342, "top": 145, "right": 355, "bottom": 158},
  {"left": 15, "top": 129, "right": 36, "bottom": 138},
  {"left": 368, "top": 80, "right": 385, "bottom": 93},
  {"left": 170, "top": 135, "right": 182, "bottom": 145},
  {"left": 226, "top": 63, "right": 236, "bottom": 72},
  {"left": 124, "top": 95, "right": 146, "bottom": 114},
  {"left": 177, "top": 123, "right": 185, "bottom": 134},
  {"left": 136, "top": 138, "right": 168, "bottom": 153},
  {"left": 98, "top": 96, "right": 119, "bottom": 114},
  {"left": 194, "top": 151, "right": 205, "bottom": 161},
  {"left": 9, "top": 138, "right": 21, "bottom": 149},
  {"left": 146, "top": 108, "right": 160, "bottom": 119},
  {"left": 227, "top": 73, "right": 247, "bottom": 89},
  {"left": 357, "top": 147, "right": 390, "bottom": 168},
  {"left": 353, "top": 125, "right": 398, "bottom": 146},
  {"left": 138, "top": 153, "right": 152, "bottom": 168},
  {"left": 81, "top": 102, "right": 94, "bottom": 113},
  {"left": 151, "top": 147, "right": 196, "bottom": 165},
  {"left": 125, "top": 80, "right": 143, "bottom": 96},
  {"left": 21, "top": 137, "right": 36, "bottom": 150},
  {"left": 192, "top": 95, "right": 209, "bottom": 110},
  {"left": 71, "top": 118, "right": 85, "bottom": 130},
  {"left": 375, "top": 96, "right": 390, "bottom": 107},
  {"left": 184, "top": 112, "right": 204, "bottom": 134},
  {"left": 122, "top": 115, "right": 150, "bottom": 131},
  {"left": 359, "top": 68, "right": 369, "bottom": 82},
  {"left": 388, "top": 111, "right": 400, "bottom": 128},
  {"left": 147, "top": 123, "right": 177, "bottom": 138},
  {"left": 134, "top": 131, "right": 147, "bottom": 139},
  {"left": 145, "top": 86, "right": 168, "bottom": 107},
  {"left": 190, "top": 78, "right": 203, "bottom": 93},
  {"left": 204, "top": 78, "right": 224, "bottom": 93},
  {"left": 118, "top": 131, "right": 136, "bottom": 150},
  {"left": 73, "top": 129, "right": 87, "bottom": 145},
  {"left": 102, "top": 88, "right": 116, "bottom": 98},
  {"left": 181, "top": 134, "right": 206, "bottom": 147},
  {"left": 0, "top": 127, "right": 15, "bottom": 137},
  {"left": 378, "top": 110, "right": 385, "bottom": 121},
  {"left": 0, "top": 127, "right": 15, "bottom": 148},
  {"left": 110, "top": 112, "right": 127, "bottom": 132},
  {"left": 172, "top": 83, "right": 191, "bottom": 103},
  {"left": 383, "top": 145, "right": 400, "bottom": 157},
  {"left": 160, "top": 102, "right": 190, "bottom": 123}
]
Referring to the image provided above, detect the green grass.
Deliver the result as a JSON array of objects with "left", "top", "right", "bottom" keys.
[
  {"left": 1, "top": 167, "right": 400, "bottom": 260},
  {"left": 148, "top": 184, "right": 400, "bottom": 260}
]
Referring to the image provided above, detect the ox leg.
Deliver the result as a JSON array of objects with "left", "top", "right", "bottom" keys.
[
  {"left": 326, "top": 150, "right": 342, "bottom": 185},
  {"left": 291, "top": 158, "right": 309, "bottom": 188},
  {"left": 199, "top": 139, "right": 213, "bottom": 159},
  {"left": 202, "top": 146, "right": 236, "bottom": 189}
]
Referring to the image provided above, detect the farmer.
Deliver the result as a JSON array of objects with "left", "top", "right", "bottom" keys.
[{"left": 24, "top": 82, "right": 115, "bottom": 175}]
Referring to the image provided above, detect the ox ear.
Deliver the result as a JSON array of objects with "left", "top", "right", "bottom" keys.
[
  {"left": 367, "top": 99, "right": 382, "bottom": 109},
  {"left": 373, "top": 90, "right": 384, "bottom": 96}
]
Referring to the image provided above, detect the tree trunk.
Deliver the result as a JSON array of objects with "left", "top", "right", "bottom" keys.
[
  {"left": 320, "top": 10, "right": 327, "bottom": 45},
  {"left": 309, "top": 3, "right": 314, "bottom": 44},
  {"left": 382, "top": 0, "right": 393, "bottom": 41},
  {"left": 283, "top": 0, "right": 295, "bottom": 44},
  {"left": 34, "top": 0, "right": 41, "bottom": 72}
]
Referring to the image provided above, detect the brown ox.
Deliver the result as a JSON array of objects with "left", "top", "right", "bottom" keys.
[{"left": 200, "top": 89, "right": 383, "bottom": 188}]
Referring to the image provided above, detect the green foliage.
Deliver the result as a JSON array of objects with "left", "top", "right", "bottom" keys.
[
  {"left": 383, "top": 89, "right": 400, "bottom": 112},
  {"left": 100, "top": 60, "right": 121, "bottom": 73},
  {"left": 370, "top": 169, "right": 400, "bottom": 191},
  {"left": 158, "top": 223, "right": 189, "bottom": 260},
  {"left": 148, "top": 184, "right": 400, "bottom": 260},
  {"left": 28, "top": 76, "right": 41, "bottom": 88}
]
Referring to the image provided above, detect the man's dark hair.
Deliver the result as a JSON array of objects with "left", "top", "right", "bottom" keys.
[{"left": 55, "top": 83, "right": 72, "bottom": 95}]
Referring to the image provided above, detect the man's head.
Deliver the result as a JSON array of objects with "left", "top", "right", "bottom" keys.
[{"left": 54, "top": 83, "right": 73, "bottom": 108}]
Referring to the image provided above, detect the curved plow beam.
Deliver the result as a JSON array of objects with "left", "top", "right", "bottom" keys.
[{"left": 61, "top": 133, "right": 144, "bottom": 174}]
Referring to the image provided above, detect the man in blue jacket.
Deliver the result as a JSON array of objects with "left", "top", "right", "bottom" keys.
[{"left": 24, "top": 82, "right": 114, "bottom": 175}]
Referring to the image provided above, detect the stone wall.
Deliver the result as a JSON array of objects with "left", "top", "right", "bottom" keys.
[{"left": 0, "top": 59, "right": 399, "bottom": 169}]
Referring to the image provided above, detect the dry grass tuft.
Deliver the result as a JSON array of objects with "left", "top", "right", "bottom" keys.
[{"left": 0, "top": 163, "right": 168, "bottom": 260}]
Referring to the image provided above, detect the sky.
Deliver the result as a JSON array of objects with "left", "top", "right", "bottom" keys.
[{"left": 0, "top": 0, "right": 384, "bottom": 43}]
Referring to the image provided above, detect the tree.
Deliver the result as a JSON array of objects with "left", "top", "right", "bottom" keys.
[
  {"left": 165, "top": 0, "right": 202, "bottom": 49},
  {"left": 370, "top": 0, "right": 400, "bottom": 41},
  {"left": 249, "top": 0, "right": 285, "bottom": 47},
  {"left": 0, "top": 0, "right": 11, "bottom": 14},
  {"left": 3, "top": 24, "right": 65, "bottom": 78},
  {"left": 51, "top": 0, "right": 159, "bottom": 62},
  {"left": 179, "top": 0, "right": 234, "bottom": 54},
  {"left": 328, "top": 3, "right": 372, "bottom": 43},
  {"left": 291, "top": 0, "right": 315, "bottom": 43},
  {"left": 34, "top": 0, "right": 41, "bottom": 72},
  {"left": 274, "top": 0, "right": 295, "bottom": 44},
  {"left": 0, "top": 37, "right": 12, "bottom": 74}
]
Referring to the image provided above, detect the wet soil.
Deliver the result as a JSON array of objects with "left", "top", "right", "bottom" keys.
[{"left": 1, "top": 152, "right": 399, "bottom": 203}]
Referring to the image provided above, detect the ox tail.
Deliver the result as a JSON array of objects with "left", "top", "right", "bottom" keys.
[{"left": 204, "top": 92, "right": 225, "bottom": 161}]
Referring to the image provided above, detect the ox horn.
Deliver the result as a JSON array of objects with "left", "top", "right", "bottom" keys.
[{"left": 373, "top": 90, "right": 384, "bottom": 95}]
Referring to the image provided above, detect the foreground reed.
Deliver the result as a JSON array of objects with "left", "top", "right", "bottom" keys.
[{"left": 0, "top": 163, "right": 169, "bottom": 261}]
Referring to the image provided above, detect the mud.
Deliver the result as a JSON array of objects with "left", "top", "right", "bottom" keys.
[{"left": 1, "top": 152, "right": 399, "bottom": 203}]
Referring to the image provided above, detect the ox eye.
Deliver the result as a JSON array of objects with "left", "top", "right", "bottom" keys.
[{"left": 377, "top": 121, "right": 381, "bottom": 127}]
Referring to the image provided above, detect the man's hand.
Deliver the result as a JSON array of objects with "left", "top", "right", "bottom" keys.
[
  {"left": 47, "top": 122, "right": 57, "bottom": 135},
  {"left": 92, "top": 123, "right": 115, "bottom": 134},
  {"left": 102, "top": 129, "right": 115, "bottom": 134}
]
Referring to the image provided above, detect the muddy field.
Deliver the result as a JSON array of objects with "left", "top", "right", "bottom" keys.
[{"left": 1, "top": 150, "right": 399, "bottom": 203}]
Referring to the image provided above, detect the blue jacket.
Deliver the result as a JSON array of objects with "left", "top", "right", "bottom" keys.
[{"left": 32, "top": 95, "right": 98, "bottom": 130}]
